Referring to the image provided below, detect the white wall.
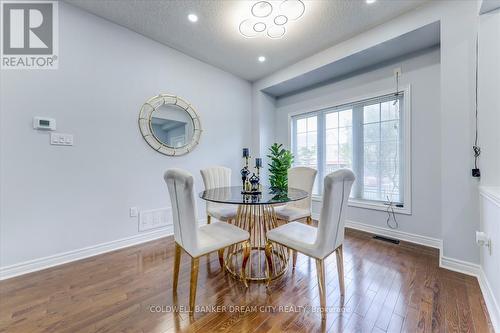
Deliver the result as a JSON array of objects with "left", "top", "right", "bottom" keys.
[
  {"left": 439, "top": 0, "right": 479, "bottom": 264},
  {"left": 0, "top": 2, "right": 252, "bottom": 268},
  {"left": 274, "top": 49, "right": 442, "bottom": 239},
  {"left": 478, "top": 9, "right": 500, "bottom": 187}
]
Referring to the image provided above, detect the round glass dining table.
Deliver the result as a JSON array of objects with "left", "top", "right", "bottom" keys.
[{"left": 200, "top": 186, "right": 308, "bottom": 282}]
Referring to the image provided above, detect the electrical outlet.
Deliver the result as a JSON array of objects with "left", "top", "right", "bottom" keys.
[
  {"left": 139, "top": 208, "right": 171, "bottom": 231},
  {"left": 50, "top": 133, "right": 74, "bottom": 146},
  {"left": 130, "top": 207, "right": 139, "bottom": 217}
]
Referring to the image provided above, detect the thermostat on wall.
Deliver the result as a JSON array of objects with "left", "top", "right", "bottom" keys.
[{"left": 33, "top": 117, "right": 56, "bottom": 130}]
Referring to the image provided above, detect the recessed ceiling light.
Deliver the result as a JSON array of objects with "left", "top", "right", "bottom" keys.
[
  {"left": 187, "top": 14, "right": 198, "bottom": 22},
  {"left": 366, "top": 0, "right": 376, "bottom": 4},
  {"left": 258, "top": 56, "right": 266, "bottom": 62}
]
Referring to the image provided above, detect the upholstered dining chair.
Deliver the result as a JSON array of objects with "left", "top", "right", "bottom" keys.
[
  {"left": 164, "top": 169, "right": 251, "bottom": 314},
  {"left": 274, "top": 166, "right": 317, "bottom": 225},
  {"left": 265, "top": 169, "right": 355, "bottom": 320},
  {"left": 200, "top": 166, "right": 238, "bottom": 224}
]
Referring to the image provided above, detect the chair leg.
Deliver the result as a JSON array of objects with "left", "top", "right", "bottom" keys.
[
  {"left": 207, "top": 215, "right": 211, "bottom": 224},
  {"left": 173, "top": 243, "right": 182, "bottom": 292},
  {"left": 292, "top": 250, "right": 298, "bottom": 269},
  {"left": 306, "top": 216, "right": 312, "bottom": 225},
  {"left": 241, "top": 240, "right": 250, "bottom": 288},
  {"left": 335, "top": 245, "right": 345, "bottom": 297},
  {"left": 264, "top": 240, "right": 273, "bottom": 287},
  {"left": 189, "top": 257, "right": 199, "bottom": 315},
  {"left": 315, "top": 258, "right": 327, "bottom": 321},
  {"left": 218, "top": 248, "right": 225, "bottom": 270}
]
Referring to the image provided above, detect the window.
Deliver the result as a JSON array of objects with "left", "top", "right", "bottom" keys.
[{"left": 291, "top": 91, "right": 410, "bottom": 212}]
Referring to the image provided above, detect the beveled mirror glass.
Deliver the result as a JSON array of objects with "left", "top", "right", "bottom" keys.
[{"left": 139, "top": 94, "right": 202, "bottom": 156}]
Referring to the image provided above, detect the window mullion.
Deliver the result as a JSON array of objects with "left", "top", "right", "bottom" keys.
[
  {"left": 317, "top": 111, "right": 325, "bottom": 195},
  {"left": 352, "top": 105, "right": 364, "bottom": 199}
]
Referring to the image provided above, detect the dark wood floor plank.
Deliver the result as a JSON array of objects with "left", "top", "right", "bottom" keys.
[{"left": 0, "top": 229, "right": 492, "bottom": 333}]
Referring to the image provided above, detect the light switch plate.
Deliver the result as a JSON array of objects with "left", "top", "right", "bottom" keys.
[{"left": 50, "top": 133, "right": 74, "bottom": 146}]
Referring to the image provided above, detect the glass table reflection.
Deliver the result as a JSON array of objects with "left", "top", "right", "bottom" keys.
[{"left": 200, "top": 186, "right": 308, "bottom": 282}]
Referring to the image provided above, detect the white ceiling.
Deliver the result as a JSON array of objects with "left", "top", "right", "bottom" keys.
[{"left": 64, "top": 0, "right": 429, "bottom": 82}]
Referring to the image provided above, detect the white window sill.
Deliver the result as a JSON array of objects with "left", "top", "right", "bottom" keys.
[{"left": 311, "top": 195, "right": 412, "bottom": 215}]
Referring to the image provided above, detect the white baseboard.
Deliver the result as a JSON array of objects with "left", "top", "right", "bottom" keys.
[
  {"left": 439, "top": 255, "right": 481, "bottom": 276},
  {"left": 478, "top": 268, "right": 500, "bottom": 332},
  {"left": 0, "top": 226, "right": 173, "bottom": 281},
  {"left": 342, "top": 218, "right": 443, "bottom": 250}
]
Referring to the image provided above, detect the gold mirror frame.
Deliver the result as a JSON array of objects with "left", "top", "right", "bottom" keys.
[{"left": 138, "top": 94, "right": 202, "bottom": 156}]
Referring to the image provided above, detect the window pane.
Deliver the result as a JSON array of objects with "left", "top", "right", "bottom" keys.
[
  {"left": 297, "top": 118, "right": 307, "bottom": 133},
  {"left": 325, "top": 112, "right": 338, "bottom": 129},
  {"left": 325, "top": 129, "right": 338, "bottom": 145},
  {"left": 307, "top": 117, "right": 317, "bottom": 131},
  {"left": 339, "top": 109, "right": 352, "bottom": 127},
  {"left": 297, "top": 133, "right": 306, "bottom": 148},
  {"left": 364, "top": 123, "right": 379, "bottom": 144},
  {"left": 382, "top": 100, "right": 399, "bottom": 121},
  {"left": 364, "top": 103, "right": 379, "bottom": 123},
  {"left": 381, "top": 120, "right": 399, "bottom": 141}
]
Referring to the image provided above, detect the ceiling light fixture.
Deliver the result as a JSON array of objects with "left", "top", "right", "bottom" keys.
[
  {"left": 251, "top": 1, "right": 273, "bottom": 18},
  {"left": 279, "top": 0, "right": 305, "bottom": 20},
  {"left": 187, "top": 14, "right": 198, "bottom": 22},
  {"left": 239, "top": 19, "right": 259, "bottom": 38},
  {"left": 366, "top": 0, "right": 376, "bottom": 4},
  {"left": 274, "top": 15, "right": 288, "bottom": 25},
  {"left": 267, "top": 25, "right": 286, "bottom": 39},
  {"left": 253, "top": 22, "right": 266, "bottom": 33},
  {"left": 258, "top": 56, "right": 266, "bottom": 62},
  {"left": 238, "top": 0, "right": 305, "bottom": 39}
]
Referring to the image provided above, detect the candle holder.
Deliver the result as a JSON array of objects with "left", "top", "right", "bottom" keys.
[{"left": 240, "top": 150, "right": 262, "bottom": 194}]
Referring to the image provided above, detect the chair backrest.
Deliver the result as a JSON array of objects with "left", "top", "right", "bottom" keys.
[
  {"left": 287, "top": 167, "right": 317, "bottom": 211},
  {"left": 314, "top": 169, "right": 355, "bottom": 256},
  {"left": 164, "top": 168, "right": 199, "bottom": 254},
  {"left": 200, "top": 166, "right": 231, "bottom": 210}
]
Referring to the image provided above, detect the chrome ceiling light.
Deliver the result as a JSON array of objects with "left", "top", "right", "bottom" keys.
[{"left": 238, "top": 0, "right": 305, "bottom": 39}]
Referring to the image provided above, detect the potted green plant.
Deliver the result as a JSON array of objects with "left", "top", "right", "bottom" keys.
[{"left": 267, "top": 143, "right": 294, "bottom": 192}]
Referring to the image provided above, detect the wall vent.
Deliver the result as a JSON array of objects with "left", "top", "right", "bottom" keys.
[{"left": 373, "top": 235, "right": 400, "bottom": 244}]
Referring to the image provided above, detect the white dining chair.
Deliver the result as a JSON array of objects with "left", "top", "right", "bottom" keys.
[
  {"left": 200, "top": 166, "right": 238, "bottom": 224},
  {"left": 164, "top": 168, "right": 251, "bottom": 314},
  {"left": 265, "top": 169, "right": 355, "bottom": 320},
  {"left": 274, "top": 166, "right": 317, "bottom": 225}
]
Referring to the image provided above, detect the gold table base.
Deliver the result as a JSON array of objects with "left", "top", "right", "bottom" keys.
[{"left": 224, "top": 204, "right": 288, "bottom": 282}]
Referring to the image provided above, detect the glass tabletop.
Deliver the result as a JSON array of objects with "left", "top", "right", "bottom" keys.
[{"left": 199, "top": 186, "right": 308, "bottom": 205}]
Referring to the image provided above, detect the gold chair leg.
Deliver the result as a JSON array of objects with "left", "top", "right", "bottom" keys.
[
  {"left": 292, "top": 250, "right": 298, "bottom": 269},
  {"left": 241, "top": 240, "right": 250, "bottom": 288},
  {"left": 335, "top": 244, "right": 345, "bottom": 297},
  {"left": 218, "top": 248, "right": 225, "bottom": 270},
  {"left": 315, "top": 258, "right": 327, "bottom": 321},
  {"left": 189, "top": 257, "right": 199, "bottom": 315},
  {"left": 207, "top": 215, "right": 211, "bottom": 224},
  {"left": 265, "top": 240, "right": 273, "bottom": 287},
  {"left": 306, "top": 216, "right": 312, "bottom": 225},
  {"left": 173, "top": 243, "right": 182, "bottom": 292}
]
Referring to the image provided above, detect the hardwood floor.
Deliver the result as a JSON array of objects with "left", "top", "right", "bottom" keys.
[{"left": 0, "top": 228, "right": 493, "bottom": 333}]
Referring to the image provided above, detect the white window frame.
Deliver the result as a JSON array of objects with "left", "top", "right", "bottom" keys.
[{"left": 288, "top": 86, "right": 412, "bottom": 215}]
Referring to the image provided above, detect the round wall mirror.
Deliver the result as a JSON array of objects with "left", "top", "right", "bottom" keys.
[{"left": 139, "top": 94, "right": 202, "bottom": 156}]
